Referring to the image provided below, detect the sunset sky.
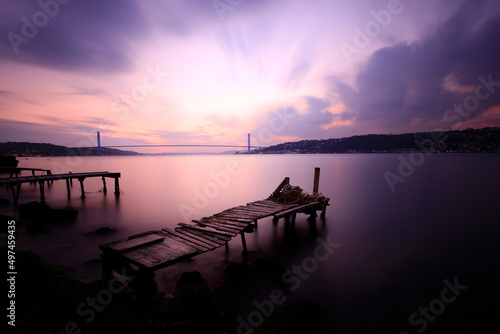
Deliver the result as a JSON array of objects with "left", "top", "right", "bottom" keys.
[{"left": 1, "top": 0, "right": 500, "bottom": 150}]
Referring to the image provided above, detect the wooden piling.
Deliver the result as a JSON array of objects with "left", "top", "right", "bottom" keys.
[
  {"left": 313, "top": 167, "right": 320, "bottom": 194},
  {"left": 102, "top": 176, "right": 107, "bottom": 194},
  {"left": 39, "top": 181, "right": 45, "bottom": 202},
  {"left": 114, "top": 177, "right": 120, "bottom": 196},
  {"left": 240, "top": 232, "right": 247, "bottom": 253},
  {"left": 79, "top": 178, "right": 85, "bottom": 198},
  {"left": 66, "top": 179, "right": 71, "bottom": 198}
]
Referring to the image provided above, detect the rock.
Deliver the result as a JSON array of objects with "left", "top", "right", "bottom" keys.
[
  {"left": 18, "top": 201, "right": 78, "bottom": 223},
  {"left": 86, "top": 227, "right": 117, "bottom": 236},
  {"left": 0, "top": 198, "right": 10, "bottom": 206}
]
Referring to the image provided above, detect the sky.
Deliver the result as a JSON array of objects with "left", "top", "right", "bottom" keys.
[{"left": 1, "top": 0, "right": 500, "bottom": 150}]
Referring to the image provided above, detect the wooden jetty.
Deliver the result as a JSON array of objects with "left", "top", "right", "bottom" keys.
[
  {"left": 0, "top": 171, "right": 121, "bottom": 203},
  {"left": 100, "top": 168, "right": 330, "bottom": 274}
]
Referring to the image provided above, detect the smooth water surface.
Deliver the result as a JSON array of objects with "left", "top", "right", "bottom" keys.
[{"left": 2, "top": 154, "right": 499, "bottom": 333}]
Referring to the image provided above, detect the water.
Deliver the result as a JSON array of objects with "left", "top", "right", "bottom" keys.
[{"left": 2, "top": 154, "right": 499, "bottom": 333}]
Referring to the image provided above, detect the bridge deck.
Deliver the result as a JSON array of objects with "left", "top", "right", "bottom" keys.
[{"left": 100, "top": 176, "right": 329, "bottom": 272}]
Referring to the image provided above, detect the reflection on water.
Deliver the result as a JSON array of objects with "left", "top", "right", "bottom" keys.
[{"left": 2, "top": 154, "right": 499, "bottom": 333}]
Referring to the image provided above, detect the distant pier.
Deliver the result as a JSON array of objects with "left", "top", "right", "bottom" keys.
[{"left": 0, "top": 171, "right": 121, "bottom": 203}]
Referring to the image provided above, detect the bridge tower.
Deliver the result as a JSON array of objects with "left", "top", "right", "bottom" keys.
[
  {"left": 97, "top": 131, "right": 101, "bottom": 155},
  {"left": 248, "top": 133, "right": 250, "bottom": 153}
]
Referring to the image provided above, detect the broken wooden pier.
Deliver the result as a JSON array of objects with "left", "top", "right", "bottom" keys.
[
  {"left": 100, "top": 168, "right": 330, "bottom": 274},
  {"left": 0, "top": 171, "right": 121, "bottom": 203}
]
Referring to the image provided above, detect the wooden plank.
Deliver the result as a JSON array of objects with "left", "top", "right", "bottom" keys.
[
  {"left": 235, "top": 207, "right": 275, "bottom": 215},
  {"left": 175, "top": 227, "right": 223, "bottom": 248},
  {"left": 219, "top": 211, "right": 263, "bottom": 219},
  {"left": 273, "top": 202, "right": 320, "bottom": 219},
  {"left": 165, "top": 228, "right": 217, "bottom": 249},
  {"left": 193, "top": 219, "right": 240, "bottom": 232},
  {"left": 251, "top": 202, "right": 293, "bottom": 210},
  {"left": 109, "top": 234, "right": 164, "bottom": 253},
  {"left": 121, "top": 243, "right": 190, "bottom": 269},
  {"left": 194, "top": 220, "right": 241, "bottom": 235},
  {"left": 178, "top": 223, "right": 234, "bottom": 239},
  {"left": 242, "top": 205, "right": 278, "bottom": 213},
  {"left": 203, "top": 218, "right": 249, "bottom": 228},
  {"left": 216, "top": 216, "right": 255, "bottom": 224},
  {"left": 218, "top": 210, "right": 261, "bottom": 218},
  {"left": 158, "top": 230, "right": 210, "bottom": 252},
  {"left": 234, "top": 206, "right": 275, "bottom": 214},
  {"left": 159, "top": 233, "right": 201, "bottom": 255}
]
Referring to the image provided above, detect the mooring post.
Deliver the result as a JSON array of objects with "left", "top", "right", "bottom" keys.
[
  {"left": 79, "top": 178, "right": 85, "bottom": 198},
  {"left": 114, "top": 177, "right": 120, "bottom": 196},
  {"left": 66, "top": 179, "right": 71, "bottom": 199},
  {"left": 313, "top": 167, "right": 320, "bottom": 194},
  {"left": 240, "top": 232, "right": 248, "bottom": 253},
  {"left": 39, "top": 181, "right": 45, "bottom": 202},
  {"left": 102, "top": 176, "right": 107, "bottom": 194}
]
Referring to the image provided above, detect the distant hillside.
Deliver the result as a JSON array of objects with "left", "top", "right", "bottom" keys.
[
  {"left": 255, "top": 127, "right": 500, "bottom": 154},
  {"left": 0, "top": 142, "right": 141, "bottom": 157}
]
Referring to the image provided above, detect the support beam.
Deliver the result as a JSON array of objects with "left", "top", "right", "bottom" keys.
[
  {"left": 102, "top": 176, "right": 107, "bottom": 194},
  {"left": 79, "top": 178, "right": 85, "bottom": 198},
  {"left": 114, "top": 177, "right": 120, "bottom": 196},
  {"left": 240, "top": 232, "right": 247, "bottom": 253},
  {"left": 66, "top": 179, "right": 71, "bottom": 199},
  {"left": 39, "top": 181, "right": 45, "bottom": 202}
]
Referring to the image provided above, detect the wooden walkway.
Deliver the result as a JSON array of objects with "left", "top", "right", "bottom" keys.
[
  {"left": 100, "top": 171, "right": 329, "bottom": 272},
  {"left": 0, "top": 171, "right": 121, "bottom": 202}
]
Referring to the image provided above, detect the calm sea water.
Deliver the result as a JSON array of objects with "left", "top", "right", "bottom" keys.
[{"left": 2, "top": 154, "right": 499, "bottom": 333}]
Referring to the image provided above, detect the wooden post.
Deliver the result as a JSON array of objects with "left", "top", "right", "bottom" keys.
[
  {"left": 66, "top": 179, "right": 71, "bottom": 199},
  {"left": 313, "top": 167, "right": 320, "bottom": 194},
  {"left": 114, "top": 177, "right": 120, "bottom": 196},
  {"left": 39, "top": 181, "right": 45, "bottom": 202},
  {"left": 321, "top": 200, "right": 328, "bottom": 219},
  {"left": 240, "top": 232, "right": 247, "bottom": 253},
  {"left": 79, "top": 178, "right": 85, "bottom": 198},
  {"left": 102, "top": 176, "right": 107, "bottom": 194},
  {"left": 291, "top": 213, "right": 296, "bottom": 226}
]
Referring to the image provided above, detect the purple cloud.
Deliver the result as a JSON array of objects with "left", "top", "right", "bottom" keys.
[{"left": 332, "top": 0, "right": 500, "bottom": 130}]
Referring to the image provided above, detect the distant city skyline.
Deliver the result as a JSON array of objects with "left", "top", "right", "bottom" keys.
[{"left": 1, "top": 0, "right": 500, "bottom": 152}]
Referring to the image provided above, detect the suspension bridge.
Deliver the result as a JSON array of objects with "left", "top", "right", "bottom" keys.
[{"left": 96, "top": 132, "right": 261, "bottom": 153}]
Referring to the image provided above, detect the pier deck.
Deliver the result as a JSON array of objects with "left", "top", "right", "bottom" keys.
[
  {"left": 100, "top": 170, "right": 329, "bottom": 272},
  {"left": 0, "top": 171, "right": 121, "bottom": 202}
]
